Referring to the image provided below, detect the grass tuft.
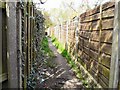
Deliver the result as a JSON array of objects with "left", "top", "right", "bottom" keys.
[
  {"left": 41, "top": 37, "right": 54, "bottom": 57},
  {"left": 51, "top": 36, "right": 93, "bottom": 88},
  {"left": 41, "top": 37, "right": 56, "bottom": 68}
]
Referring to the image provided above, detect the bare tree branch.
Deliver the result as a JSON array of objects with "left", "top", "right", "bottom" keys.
[
  {"left": 65, "top": 2, "right": 78, "bottom": 13},
  {"left": 39, "top": 0, "right": 47, "bottom": 4}
]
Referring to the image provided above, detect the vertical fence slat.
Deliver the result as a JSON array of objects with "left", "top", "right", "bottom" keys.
[
  {"left": 23, "top": 2, "right": 27, "bottom": 88},
  {"left": 18, "top": 5, "right": 22, "bottom": 88},
  {"left": 27, "top": 2, "right": 31, "bottom": 76}
]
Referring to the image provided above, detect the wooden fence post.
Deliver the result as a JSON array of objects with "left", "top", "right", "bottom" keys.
[
  {"left": 109, "top": 0, "right": 120, "bottom": 88},
  {"left": 17, "top": 4, "right": 22, "bottom": 88},
  {"left": 27, "top": 1, "right": 31, "bottom": 76},
  {"left": 24, "top": 1, "right": 27, "bottom": 88},
  {"left": 30, "top": 4, "right": 33, "bottom": 74}
]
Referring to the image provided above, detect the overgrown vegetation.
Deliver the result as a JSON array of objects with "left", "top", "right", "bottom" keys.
[
  {"left": 41, "top": 37, "right": 54, "bottom": 57},
  {"left": 27, "top": 37, "right": 56, "bottom": 88},
  {"left": 41, "top": 37, "right": 56, "bottom": 68},
  {"left": 51, "top": 36, "right": 95, "bottom": 88}
]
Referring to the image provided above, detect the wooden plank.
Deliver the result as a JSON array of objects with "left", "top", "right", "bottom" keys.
[
  {"left": 100, "top": 43, "right": 112, "bottom": 55},
  {"left": 83, "top": 46, "right": 98, "bottom": 60},
  {"left": 79, "top": 31, "right": 90, "bottom": 39},
  {"left": 90, "top": 31, "right": 99, "bottom": 41},
  {"left": 80, "top": 21, "right": 96, "bottom": 30},
  {"left": 102, "top": 8, "right": 114, "bottom": 19},
  {"left": 80, "top": 5, "right": 100, "bottom": 18},
  {"left": 89, "top": 49, "right": 98, "bottom": 61},
  {"left": 80, "top": 8, "right": 114, "bottom": 23},
  {"left": 17, "top": 7, "right": 22, "bottom": 88},
  {"left": 99, "top": 64, "right": 110, "bottom": 79},
  {"left": 80, "top": 20, "right": 99, "bottom": 30},
  {"left": 89, "top": 60, "right": 98, "bottom": 72},
  {"left": 102, "top": 18, "right": 114, "bottom": 30},
  {"left": 80, "top": 2, "right": 115, "bottom": 22},
  {"left": 27, "top": 2, "right": 31, "bottom": 76},
  {"left": 30, "top": 5, "right": 33, "bottom": 74},
  {"left": 82, "top": 46, "right": 89, "bottom": 55},
  {"left": 82, "top": 38, "right": 89, "bottom": 48},
  {"left": 102, "top": 2, "right": 115, "bottom": 11},
  {"left": 99, "top": 72, "right": 109, "bottom": 86},
  {"left": 99, "top": 75, "right": 108, "bottom": 88},
  {"left": 23, "top": 2, "right": 27, "bottom": 88},
  {"left": 76, "top": 60, "right": 102, "bottom": 88},
  {"left": 90, "top": 30, "right": 112, "bottom": 43},
  {"left": 89, "top": 68, "right": 98, "bottom": 81},
  {"left": 79, "top": 44, "right": 98, "bottom": 61},
  {"left": 80, "top": 18, "right": 114, "bottom": 31},
  {"left": 100, "top": 53, "right": 111, "bottom": 68},
  {"left": 89, "top": 40, "right": 99, "bottom": 51},
  {"left": 100, "top": 30, "right": 113, "bottom": 43}
]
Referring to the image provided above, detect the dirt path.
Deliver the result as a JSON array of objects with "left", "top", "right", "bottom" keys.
[{"left": 46, "top": 38, "right": 83, "bottom": 89}]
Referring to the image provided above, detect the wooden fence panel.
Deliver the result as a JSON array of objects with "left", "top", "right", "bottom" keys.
[
  {"left": 79, "top": 2, "right": 115, "bottom": 87},
  {"left": 48, "top": 1, "right": 119, "bottom": 88}
]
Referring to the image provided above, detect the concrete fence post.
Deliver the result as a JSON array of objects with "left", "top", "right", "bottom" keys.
[
  {"left": 66, "top": 21, "right": 68, "bottom": 50},
  {"left": 58, "top": 25, "right": 60, "bottom": 41},
  {"left": 6, "top": 2, "right": 19, "bottom": 88},
  {"left": 74, "top": 17, "right": 79, "bottom": 61},
  {"left": 57, "top": 25, "right": 59, "bottom": 39},
  {"left": 60, "top": 23, "right": 62, "bottom": 43},
  {"left": 66, "top": 19, "right": 70, "bottom": 50},
  {"left": 109, "top": 0, "right": 120, "bottom": 88},
  {"left": 55, "top": 25, "right": 57, "bottom": 38}
]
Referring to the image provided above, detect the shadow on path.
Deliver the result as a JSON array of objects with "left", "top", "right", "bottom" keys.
[{"left": 45, "top": 38, "right": 83, "bottom": 89}]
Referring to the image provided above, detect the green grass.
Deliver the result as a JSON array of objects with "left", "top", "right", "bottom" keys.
[
  {"left": 51, "top": 36, "right": 79, "bottom": 72},
  {"left": 51, "top": 36, "right": 93, "bottom": 87},
  {"left": 41, "top": 37, "right": 54, "bottom": 57},
  {"left": 41, "top": 37, "right": 56, "bottom": 68}
]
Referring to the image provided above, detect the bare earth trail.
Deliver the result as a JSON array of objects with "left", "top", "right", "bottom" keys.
[{"left": 45, "top": 38, "right": 83, "bottom": 89}]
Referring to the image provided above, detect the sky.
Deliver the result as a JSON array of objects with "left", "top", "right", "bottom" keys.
[
  {"left": 33, "top": 0, "right": 111, "bottom": 24},
  {"left": 34, "top": 0, "right": 60, "bottom": 10},
  {"left": 33, "top": 0, "right": 110, "bottom": 11}
]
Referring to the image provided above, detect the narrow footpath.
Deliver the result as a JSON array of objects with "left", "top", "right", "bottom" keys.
[{"left": 45, "top": 38, "right": 83, "bottom": 89}]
